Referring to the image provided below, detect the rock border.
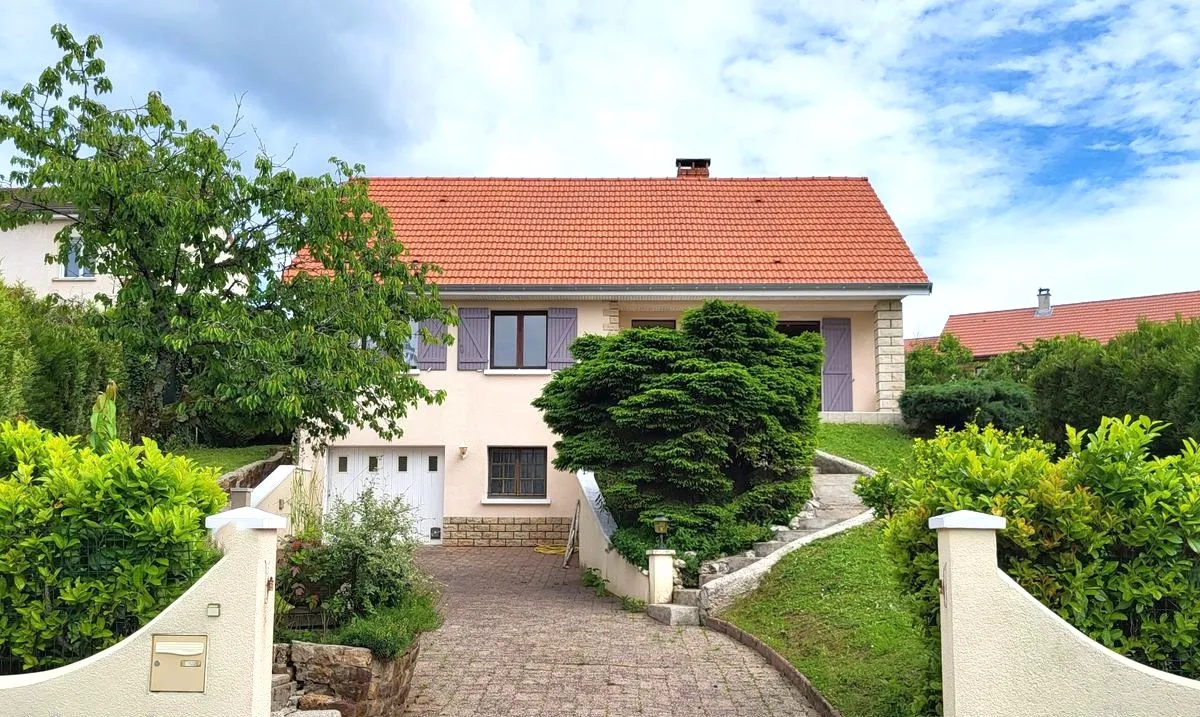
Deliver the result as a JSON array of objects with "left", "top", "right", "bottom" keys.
[
  {"left": 706, "top": 616, "right": 843, "bottom": 717},
  {"left": 218, "top": 447, "right": 291, "bottom": 491}
]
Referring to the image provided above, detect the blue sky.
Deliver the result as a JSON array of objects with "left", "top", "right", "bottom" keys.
[{"left": 2, "top": 0, "right": 1197, "bottom": 337}]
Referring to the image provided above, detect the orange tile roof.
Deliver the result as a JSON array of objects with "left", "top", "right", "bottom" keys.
[
  {"left": 284, "top": 176, "right": 929, "bottom": 288},
  {"left": 905, "top": 336, "right": 939, "bottom": 352},
  {"left": 943, "top": 290, "right": 1200, "bottom": 358}
]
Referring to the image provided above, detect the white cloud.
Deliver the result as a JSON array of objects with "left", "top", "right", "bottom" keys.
[{"left": 2, "top": 0, "right": 1197, "bottom": 338}]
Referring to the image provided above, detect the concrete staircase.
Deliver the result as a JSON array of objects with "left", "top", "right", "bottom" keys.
[{"left": 647, "top": 466, "right": 867, "bottom": 626}]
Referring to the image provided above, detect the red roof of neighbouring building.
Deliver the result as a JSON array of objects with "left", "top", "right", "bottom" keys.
[
  {"left": 284, "top": 174, "right": 929, "bottom": 288},
  {"left": 905, "top": 336, "right": 939, "bottom": 352},
  {"left": 943, "top": 290, "right": 1200, "bottom": 358}
]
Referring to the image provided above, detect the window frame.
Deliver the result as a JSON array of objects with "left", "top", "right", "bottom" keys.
[
  {"left": 489, "top": 311, "right": 548, "bottom": 369},
  {"left": 630, "top": 319, "right": 677, "bottom": 329},
  {"left": 487, "top": 446, "right": 548, "bottom": 499},
  {"left": 61, "top": 239, "right": 94, "bottom": 279}
]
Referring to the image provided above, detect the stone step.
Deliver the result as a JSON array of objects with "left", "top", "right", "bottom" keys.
[
  {"left": 647, "top": 603, "right": 701, "bottom": 626},
  {"left": 753, "top": 540, "right": 786, "bottom": 557},
  {"left": 672, "top": 588, "right": 700, "bottom": 607},
  {"left": 269, "top": 674, "right": 295, "bottom": 713},
  {"left": 792, "top": 516, "right": 852, "bottom": 531},
  {"left": 699, "top": 573, "right": 720, "bottom": 586},
  {"left": 772, "top": 528, "right": 819, "bottom": 542},
  {"left": 723, "top": 555, "right": 761, "bottom": 571}
]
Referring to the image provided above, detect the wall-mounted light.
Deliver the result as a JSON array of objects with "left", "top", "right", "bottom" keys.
[{"left": 458, "top": 444, "right": 468, "bottom": 459}]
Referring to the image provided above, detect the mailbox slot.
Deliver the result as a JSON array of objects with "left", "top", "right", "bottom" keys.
[{"left": 149, "top": 634, "right": 208, "bottom": 693}]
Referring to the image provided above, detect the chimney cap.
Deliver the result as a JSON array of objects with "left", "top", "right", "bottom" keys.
[
  {"left": 675, "top": 158, "right": 711, "bottom": 169},
  {"left": 1038, "top": 287, "right": 1050, "bottom": 296}
]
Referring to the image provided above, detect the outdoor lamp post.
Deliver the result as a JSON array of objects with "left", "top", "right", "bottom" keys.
[{"left": 652, "top": 514, "right": 669, "bottom": 549}]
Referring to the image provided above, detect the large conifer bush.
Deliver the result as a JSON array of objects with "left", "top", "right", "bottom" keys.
[{"left": 534, "top": 300, "right": 823, "bottom": 566}]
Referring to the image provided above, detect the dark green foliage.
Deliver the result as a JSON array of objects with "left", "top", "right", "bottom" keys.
[
  {"left": 879, "top": 418, "right": 1200, "bottom": 713},
  {"left": 277, "top": 594, "right": 441, "bottom": 661},
  {"left": 1, "top": 26, "right": 452, "bottom": 444},
  {"left": 852, "top": 470, "right": 900, "bottom": 517},
  {"left": 904, "top": 333, "right": 974, "bottom": 386},
  {"left": 0, "top": 420, "right": 225, "bottom": 672},
  {"left": 12, "top": 288, "right": 122, "bottom": 437},
  {"left": 899, "top": 379, "right": 1035, "bottom": 437},
  {"left": 534, "top": 300, "right": 822, "bottom": 564},
  {"left": 0, "top": 288, "right": 30, "bottom": 419}
]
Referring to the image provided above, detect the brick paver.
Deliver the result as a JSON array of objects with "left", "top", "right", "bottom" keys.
[{"left": 408, "top": 547, "right": 819, "bottom": 717}]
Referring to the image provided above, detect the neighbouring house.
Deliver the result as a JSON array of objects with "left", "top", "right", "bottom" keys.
[
  {"left": 0, "top": 199, "right": 118, "bottom": 300},
  {"left": 915, "top": 288, "right": 1200, "bottom": 360},
  {"left": 289, "top": 158, "right": 930, "bottom": 545}
]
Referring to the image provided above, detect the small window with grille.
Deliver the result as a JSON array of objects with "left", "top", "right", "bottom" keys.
[
  {"left": 487, "top": 447, "right": 547, "bottom": 498},
  {"left": 337, "top": 456, "right": 348, "bottom": 473},
  {"left": 398, "top": 455, "right": 408, "bottom": 472}
]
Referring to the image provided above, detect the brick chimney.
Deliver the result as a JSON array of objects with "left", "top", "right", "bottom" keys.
[
  {"left": 1035, "top": 288, "right": 1052, "bottom": 317},
  {"left": 676, "top": 158, "right": 711, "bottom": 178}
]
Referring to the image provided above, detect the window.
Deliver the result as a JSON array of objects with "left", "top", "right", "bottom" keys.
[
  {"left": 337, "top": 456, "right": 348, "bottom": 473},
  {"left": 490, "top": 311, "right": 547, "bottom": 369},
  {"left": 404, "top": 321, "right": 419, "bottom": 367},
  {"left": 777, "top": 321, "right": 821, "bottom": 337},
  {"left": 368, "top": 456, "right": 380, "bottom": 473},
  {"left": 63, "top": 241, "right": 93, "bottom": 278},
  {"left": 488, "top": 447, "right": 547, "bottom": 498},
  {"left": 397, "top": 455, "right": 408, "bottom": 472},
  {"left": 428, "top": 455, "right": 438, "bottom": 472},
  {"left": 631, "top": 319, "right": 676, "bottom": 329}
]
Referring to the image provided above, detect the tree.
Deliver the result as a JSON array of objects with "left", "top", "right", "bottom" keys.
[
  {"left": 0, "top": 26, "right": 452, "bottom": 444},
  {"left": 533, "top": 300, "right": 823, "bottom": 565},
  {"left": 904, "top": 333, "right": 974, "bottom": 386}
]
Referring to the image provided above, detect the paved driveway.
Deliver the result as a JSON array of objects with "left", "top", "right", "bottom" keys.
[{"left": 408, "top": 548, "right": 819, "bottom": 717}]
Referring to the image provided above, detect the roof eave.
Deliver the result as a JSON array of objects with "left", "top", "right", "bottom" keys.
[{"left": 435, "top": 282, "right": 932, "bottom": 300}]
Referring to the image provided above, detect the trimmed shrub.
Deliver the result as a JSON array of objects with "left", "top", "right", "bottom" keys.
[
  {"left": 0, "top": 420, "right": 225, "bottom": 672},
  {"left": 899, "top": 379, "right": 1035, "bottom": 437},
  {"left": 879, "top": 418, "right": 1200, "bottom": 714},
  {"left": 534, "top": 300, "right": 822, "bottom": 568},
  {"left": 0, "top": 289, "right": 32, "bottom": 420}
]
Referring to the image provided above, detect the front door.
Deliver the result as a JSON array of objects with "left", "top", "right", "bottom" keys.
[{"left": 821, "top": 318, "right": 853, "bottom": 411}]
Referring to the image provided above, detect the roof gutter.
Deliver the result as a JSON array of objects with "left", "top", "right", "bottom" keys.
[{"left": 434, "top": 282, "right": 932, "bottom": 300}]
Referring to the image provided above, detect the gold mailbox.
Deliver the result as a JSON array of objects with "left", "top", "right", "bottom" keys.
[{"left": 149, "top": 634, "right": 208, "bottom": 693}]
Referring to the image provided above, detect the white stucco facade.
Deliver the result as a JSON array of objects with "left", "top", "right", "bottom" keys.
[
  {"left": 0, "top": 218, "right": 118, "bottom": 299},
  {"left": 299, "top": 294, "right": 913, "bottom": 542}
]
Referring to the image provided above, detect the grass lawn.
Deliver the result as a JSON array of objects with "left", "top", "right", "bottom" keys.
[
  {"left": 177, "top": 445, "right": 285, "bottom": 474},
  {"left": 722, "top": 422, "right": 929, "bottom": 717},
  {"left": 723, "top": 523, "right": 930, "bottom": 717},
  {"left": 816, "top": 422, "right": 913, "bottom": 474}
]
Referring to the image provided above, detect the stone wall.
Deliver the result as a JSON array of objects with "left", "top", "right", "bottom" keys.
[
  {"left": 273, "top": 640, "right": 420, "bottom": 717},
  {"left": 441, "top": 516, "right": 571, "bottom": 546},
  {"left": 873, "top": 299, "right": 905, "bottom": 412}
]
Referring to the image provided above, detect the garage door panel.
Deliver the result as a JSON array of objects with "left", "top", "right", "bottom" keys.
[{"left": 331, "top": 447, "right": 443, "bottom": 544}]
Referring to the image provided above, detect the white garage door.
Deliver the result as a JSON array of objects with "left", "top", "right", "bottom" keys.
[{"left": 326, "top": 447, "right": 445, "bottom": 543}]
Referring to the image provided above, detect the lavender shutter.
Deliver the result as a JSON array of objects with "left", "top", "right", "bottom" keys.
[
  {"left": 416, "top": 319, "right": 447, "bottom": 370},
  {"left": 821, "top": 318, "right": 853, "bottom": 412},
  {"left": 457, "top": 308, "right": 489, "bottom": 371},
  {"left": 546, "top": 308, "right": 578, "bottom": 370}
]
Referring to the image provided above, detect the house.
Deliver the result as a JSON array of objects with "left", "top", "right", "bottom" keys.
[
  {"left": 289, "top": 158, "right": 930, "bottom": 545},
  {"left": 924, "top": 288, "right": 1200, "bottom": 360},
  {"left": 0, "top": 199, "right": 118, "bottom": 300}
]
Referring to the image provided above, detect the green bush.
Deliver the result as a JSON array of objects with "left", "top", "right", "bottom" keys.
[
  {"left": 330, "top": 594, "right": 441, "bottom": 659},
  {"left": 0, "top": 420, "right": 225, "bottom": 672},
  {"left": 534, "top": 300, "right": 822, "bottom": 566},
  {"left": 10, "top": 287, "right": 123, "bottom": 436},
  {"left": 853, "top": 469, "right": 899, "bottom": 517},
  {"left": 899, "top": 379, "right": 1035, "bottom": 437},
  {"left": 880, "top": 418, "right": 1200, "bottom": 714},
  {"left": 0, "top": 288, "right": 32, "bottom": 420},
  {"left": 904, "top": 333, "right": 974, "bottom": 387},
  {"left": 278, "top": 487, "right": 425, "bottom": 626}
]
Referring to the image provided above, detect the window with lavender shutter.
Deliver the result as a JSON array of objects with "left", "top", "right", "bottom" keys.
[
  {"left": 416, "top": 319, "right": 447, "bottom": 370},
  {"left": 546, "top": 308, "right": 578, "bottom": 370},
  {"left": 457, "top": 308, "right": 489, "bottom": 371}
]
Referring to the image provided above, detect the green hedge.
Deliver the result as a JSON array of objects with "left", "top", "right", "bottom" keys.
[
  {"left": 0, "top": 420, "right": 225, "bottom": 672},
  {"left": 898, "top": 379, "right": 1035, "bottom": 437},
  {"left": 863, "top": 417, "right": 1200, "bottom": 714}
]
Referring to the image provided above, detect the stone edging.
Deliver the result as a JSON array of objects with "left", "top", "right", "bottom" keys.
[
  {"left": 705, "top": 616, "right": 843, "bottom": 717},
  {"left": 813, "top": 449, "right": 877, "bottom": 477},
  {"left": 218, "top": 448, "right": 291, "bottom": 491}
]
